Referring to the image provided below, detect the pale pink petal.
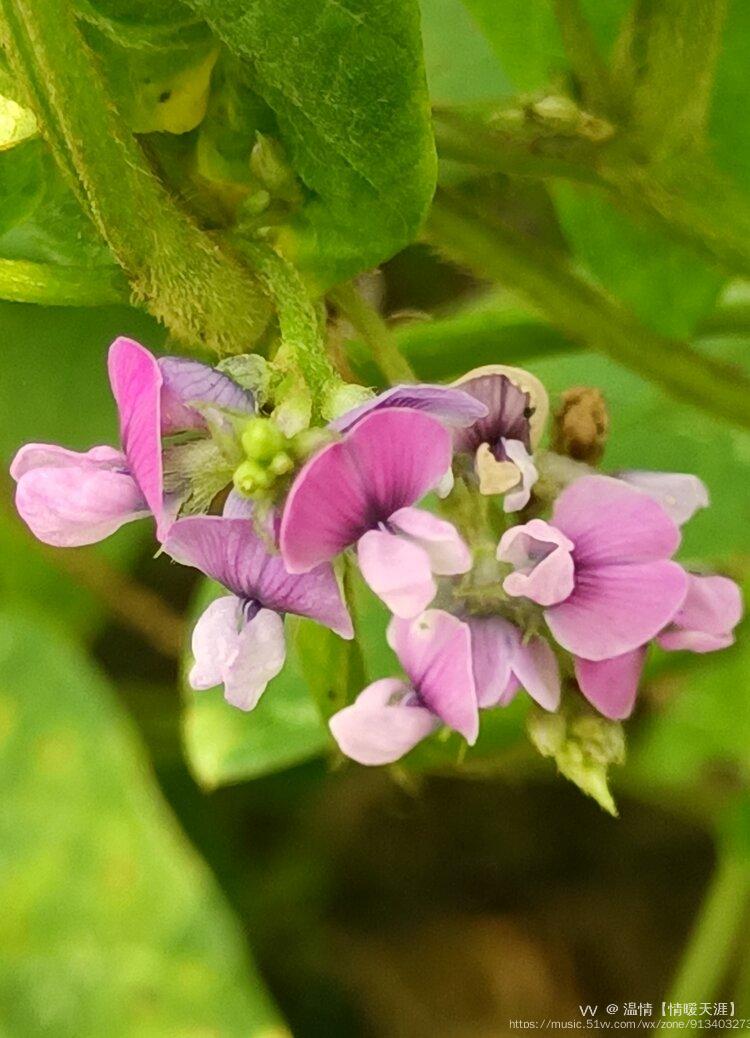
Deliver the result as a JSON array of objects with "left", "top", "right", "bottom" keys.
[
  {"left": 10, "top": 442, "right": 124, "bottom": 479},
  {"left": 551, "top": 475, "right": 681, "bottom": 566},
  {"left": 188, "top": 595, "right": 243, "bottom": 690},
  {"left": 222, "top": 489, "right": 255, "bottom": 518},
  {"left": 223, "top": 608, "right": 286, "bottom": 711},
  {"left": 158, "top": 356, "right": 254, "bottom": 434},
  {"left": 501, "top": 438, "right": 539, "bottom": 513},
  {"left": 357, "top": 529, "right": 436, "bottom": 618},
  {"left": 467, "top": 616, "right": 516, "bottom": 708},
  {"left": 657, "top": 573, "right": 743, "bottom": 653},
  {"left": 498, "top": 519, "right": 575, "bottom": 606},
  {"left": 329, "top": 678, "right": 439, "bottom": 765},
  {"left": 13, "top": 456, "right": 148, "bottom": 547},
  {"left": 575, "top": 648, "right": 647, "bottom": 720},
  {"left": 108, "top": 337, "right": 166, "bottom": 535},
  {"left": 546, "top": 560, "right": 688, "bottom": 660},
  {"left": 511, "top": 636, "right": 561, "bottom": 711},
  {"left": 387, "top": 611, "right": 478, "bottom": 742},
  {"left": 163, "top": 516, "right": 353, "bottom": 638},
  {"left": 618, "top": 471, "right": 709, "bottom": 526},
  {"left": 388, "top": 506, "right": 471, "bottom": 575},
  {"left": 280, "top": 409, "right": 452, "bottom": 572},
  {"left": 330, "top": 384, "right": 487, "bottom": 432}
]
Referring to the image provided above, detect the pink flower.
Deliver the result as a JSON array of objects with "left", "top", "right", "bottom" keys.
[
  {"left": 10, "top": 338, "right": 253, "bottom": 546},
  {"left": 467, "top": 616, "right": 561, "bottom": 711},
  {"left": 329, "top": 610, "right": 478, "bottom": 765},
  {"left": 498, "top": 475, "right": 690, "bottom": 719},
  {"left": 329, "top": 382, "right": 488, "bottom": 432},
  {"left": 657, "top": 573, "right": 743, "bottom": 653},
  {"left": 164, "top": 515, "right": 352, "bottom": 711},
  {"left": 280, "top": 408, "right": 471, "bottom": 618}
]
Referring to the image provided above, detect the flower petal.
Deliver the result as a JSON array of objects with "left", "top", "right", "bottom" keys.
[
  {"left": 280, "top": 408, "right": 452, "bottom": 572},
  {"left": 12, "top": 444, "right": 148, "bottom": 547},
  {"left": 163, "top": 516, "right": 353, "bottom": 638},
  {"left": 188, "top": 595, "right": 242, "bottom": 690},
  {"left": 158, "top": 356, "right": 254, "bottom": 434},
  {"left": 657, "top": 573, "right": 743, "bottom": 653},
  {"left": 551, "top": 475, "right": 681, "bottom": 566},
  {"left": 618, "top": 470, "right": 709, "bottom": 526},
  {"left": 546, "top": 560, "right": 688, "bottom": 660},
  {"left": 222, "top": 489, "right": 255, "bottom": 519},
  {"left": 511, "top": 635, "right": 561, "bottom": 711},
  {"left": 357, "top": 529, "right": 436, "bottom": 618},
  {"left": 329, "top": 384, "right": 487, "bottom": 432},
  {"left": 329, "top": 678, "right": 438, "bottom": 765},
  {"left": 223, "top": 608, "right": 286, "bottom": 711},
  {"left": 466, "top": 616, "right": 516, "bottom": 708},
  {"left": 452, "top": 365, "right": 549, "bottom": 453},
  {"left": 501, "top": 438, "right": 539, "bottom": 513},
  {"left": 108, "top": 337, "right": 167, "bottom": 535},
  {"left": 575, "top": 648, "right": 647, "bottom": 720},
  {"left": 388, "top": 506, "right": 471, "bottom": 575},
  {"left": 498, "top": 519, "right": 575, "bottom": 607},
  {"left": 387, "top": 610, "right": 478, "bottom": 742}
]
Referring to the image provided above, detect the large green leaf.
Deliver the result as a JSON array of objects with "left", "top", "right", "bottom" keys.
[
  {"left": 182, "top": 580, "right": 329, "bottom": 789},
  {"left": 0, "top": 608, "right": 286, "bottom": 1037},
  {"left": 182, "top": 0, "right": 437, "bottom": 288},
  {"left": 0, "top": 302, "right": 164, "bottom": 638}
]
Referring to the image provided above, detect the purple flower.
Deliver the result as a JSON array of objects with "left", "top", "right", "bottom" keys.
[
  {"left": 329, "top": 610, "right": 478, "bottom": 764},
  {"left": 657, "top": 573, "right": 743, "bottom": 653},
  {"left": 280, "top": 408, "right": 471, "bottom": 618},
  {"left": 451, "top": 365, "right": 549, "bottom": 509},
  {"left": 10, "top": 338, "right": 253, "bottom": 547},
  {"left": 163, "top": 515, "right": 353, "bottom": 711},
  {"left": 467, "top": 616, "right": 561, "bottom": 711},
  {"left": 498, "top": 475, "right": 689, "bottom": 719},
  {"left": 329, "top": 383, "right": 488, "bottom": 432},
  {"left": 617, "top": 471, "right": 709, "bottom": 526}
]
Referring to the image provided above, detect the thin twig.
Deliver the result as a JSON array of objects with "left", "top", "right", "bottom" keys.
[{"left": 329, "top": 282, "right": 416, "bottom": 385}]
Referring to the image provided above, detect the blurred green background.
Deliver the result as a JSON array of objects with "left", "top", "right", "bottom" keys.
[{"left": 2, "top": 0, "right": 750, "bottom": 1035}]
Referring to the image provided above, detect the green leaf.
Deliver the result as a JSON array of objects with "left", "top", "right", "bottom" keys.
[
  {"left": 419, "top": 0, "right": 511, "bottom": 103},
  {"left": 181, "top": 580, "right": 329, "bottom": 789},
  {"left": 553, "top": 182, "right": 724, "bottom": 337},
  {"left": 182, "top": 0, "right": 437, "bottom": 288},
  {"left": 711, "top": 0, "right": 750, "bottom": 193},
  {"left": 0, "top": 301, "right": 164, "bottom": 638},
  {"left": 0, "top": 138, "right": 44, "bottom": 238},
  {"left": 0, "top": 92, "right": 37, "bottom": 149},
  {"left": 0, "top": 608, "right": 286, "bottom": 1037}
]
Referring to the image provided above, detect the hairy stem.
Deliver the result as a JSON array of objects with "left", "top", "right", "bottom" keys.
[
  {"left": 426, "top": 189, "right": 750, "bottom": 429},
  {"left": 0, "top": 0, "right": 270, "bottom": 353},
  {"left": 330, "top": 282, "right": 415, "bottom": 384}
]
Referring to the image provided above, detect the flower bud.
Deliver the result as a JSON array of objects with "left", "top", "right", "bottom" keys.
[
  {"left": 320, "top": 381, "right": 375, "bottom": 423},
  {"left": 233, "top": 458, "right": 273, "bottom": 496},
  {"left": 241, "top": 416, "right": 286, "bottom": 463}
]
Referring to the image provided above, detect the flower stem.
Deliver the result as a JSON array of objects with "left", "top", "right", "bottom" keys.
[
  {"left": 426, "top": 188, "right": 750, "bottom": 430},
  {"left": 665, "top": 849, "right": 750, "bottom": 1006},
  {"left": 551, "top": 0, "right": 615, "bottom": 116},
  {"left": 329, "top": 281, "right": 416, "bottom": 385},
  {"left": 0, "top": 0, "right": 270, "bottom": 353}
]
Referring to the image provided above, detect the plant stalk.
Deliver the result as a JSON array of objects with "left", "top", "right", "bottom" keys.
[{"left": 330, "top": 281, "right": 416, "bottom": 384}]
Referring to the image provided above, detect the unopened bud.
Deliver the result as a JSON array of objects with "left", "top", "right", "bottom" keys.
[
  {"left": 268, "top": 451, "right": 294, "bottom": 476},
  {"left": 320, "top": 381, "right": 375, "bottom": 422},
  {"left": 250, "top": 133, "right": 299, "bottom": 201},
  {"left": 241, "top": 416, "right": 286, "bottom": 463},
  {"left": 233, "top": 458, "right": 273, "bottom": 496},
  {"left": 552, "top": 386, "right": 609, "bottom": 464}
]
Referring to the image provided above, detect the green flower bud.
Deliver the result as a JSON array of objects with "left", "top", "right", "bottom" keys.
[
  {"left": 241, "top": 416, "right": 286, "bottom": 463},
  {"left": 250, "top": 133, "right": 299, "bottom": 202},
  {"left": 320, "top": 381, "right": 375, "bottom": 422},
  {"left": 233, "top": 458, "right": 273, "bottom": 496},
  {"left": 268, "top": 451, "right": 294, "bottom": 476}
]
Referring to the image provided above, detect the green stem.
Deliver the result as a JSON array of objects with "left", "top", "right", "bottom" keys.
[
  {"left": 666, "top": 851, "right": 750, "bottom": 1006},
  {"left": 426, "top": 189, "right": 750, "bottom": 430},
  {"left": 0, "top": 258, "right": 129, "bottom": 306},
  {"left": 234, "top": 239, "right": 338, "bottom": 406},
  {"left": 329, "top": 282, "right": 415, "bottom": 384},
  {"left": 551, "top": 0, "right": 615, "bottom": 115},
  {"left": 0, "top": 0, "right": 270, "bottom": 353}
]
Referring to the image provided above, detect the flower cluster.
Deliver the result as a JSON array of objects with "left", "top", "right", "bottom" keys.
[{"left": 11, "top": 337, "right": 743, "bottom": 775}]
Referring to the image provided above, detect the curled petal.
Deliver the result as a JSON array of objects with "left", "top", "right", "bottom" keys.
[
  {"left": 329, "top": 678, "right": 438, "bottom": 765},
  {"left": 158, "top": 356, "right": 254, "bottom": 434},
  {"left": 329, "top": 384, "right": 487, "bottom": 433},
  {"left": 388, "top": 506, "right": 471, "bottom": 575},
  {"left": 657, "top": 573, "right": 743, "bottom": 653},
  {"left": 575, "top": 648, "right": 647, "bottom": 720},
  {"left": 163, "top": 516, "right": 353, "bottom": 638},
  {"left": 223, "top": 608, "right": 286, "bottom": 711},
  {"left": 551, "top": 475, "right": 681, "bottom": 567},
  {"left": 618, "top": 470, "right": 709, "bottom": 526},
  {"left": 11, "top": 443, "right": 148, "bottom": 547},
  {"left": 467, "top": 616, "right": 516, "bottom": 708},
  {"left": 498, "top": 519, "right": 575, "bottom": 607},
  {"left": 189, "top": 595, "right": 244, "bottom": 690},
  {"left": 357, "top": 529, "right": 436, "bottom": 619},
  {"left": 388, "top": 610, "right": 478, "bottom": 742},
  {"left": 452, "top": 365, "right": 549, "bottom": 452},
  {"left": 108, "top": 337, "right": 167, "bottom": 536},
  {"left": 501, "top": 438, "right": 539, "bottom": 513},
  {"left": 546, "top": 560, "right": 688, "bottom": 661},
  {"left": 280, "top": 408, "right": 452, "bottom": 572}
]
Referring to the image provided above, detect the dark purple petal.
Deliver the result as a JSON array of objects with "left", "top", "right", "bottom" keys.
[
  {"left": 330, "top": 384, "right": 487, "bottom": 433},
  {"left": 452, "top": 372, "right": 531, "bottom": 456},
  {"left": 279, "top": 409, "right": 453, "bottom": 573},
  {"left": 158, "top": 356, "right": 254, "bottom": 435},
  {"left": 163, "top": 516, "right": 353, "bottom": 639}
]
